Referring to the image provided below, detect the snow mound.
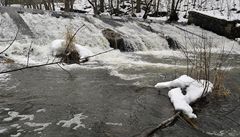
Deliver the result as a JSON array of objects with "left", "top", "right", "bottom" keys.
[
  {"left": 50, "top": 39, "right": 93, "bottom": 60},
  {"left": 57, "top": 113, "right": 88, "bottom": 130},
  {"left": 155, "top": 75, "right": 213, "bottom": 118}
]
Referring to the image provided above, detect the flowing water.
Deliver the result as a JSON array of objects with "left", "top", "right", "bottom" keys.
[{"left": 0, "top": 9, "right": 240, "bottom": 137}]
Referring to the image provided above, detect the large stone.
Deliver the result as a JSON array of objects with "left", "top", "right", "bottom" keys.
[
  {"left": 188, "top": 11, "right": 240, "bottom": 39},
  {"left": 102, "top": 28, "right": 134, "bottom": 52}
]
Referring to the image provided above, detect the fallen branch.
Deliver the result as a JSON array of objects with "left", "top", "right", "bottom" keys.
[
  {"left": 0, "top": 49, "right": 115, "bottom": 74},
  {"left": 57, "top": 63, "right": 73, "bottom": 77},
  {"left": 135, "top": 111, "right": 181, "bottom": 137}
]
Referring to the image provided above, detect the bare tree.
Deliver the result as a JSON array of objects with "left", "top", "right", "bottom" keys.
[
  {"left": 87, "top": 0, "right": 99, "bottom": 15},
  {"left": 143, "top": 0, "right": 154, "bottom": 19},
  {"left": 168, "top": 0, "right": 183, "bottom": 22}
]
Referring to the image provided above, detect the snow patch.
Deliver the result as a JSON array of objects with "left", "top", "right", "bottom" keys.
[
  {"left": 3, "top": 111, "right": 34, "bottom": 122},
  {"left": 36, "top": 109, "right": 46, "bottom": 113},
  {"left": 10, "top": 133, "right": 21, "bottom": 137},
  {"left": 155, "top": 75, "right": 213, "bottom": 118},
  {"left": 10, "top": 124, "right": 21, "bottom": 129},
  {"left": 24, "top": 122, "right": 51, "bottom": 132},
  {"left": 106, "top": 122, "right": 123, "bottom": 126},
  {"left": 57, "top": 113, "right": 88, "bottom": 130},
  {"left": 0, "top": 128, "right": 7, "bottom": 133}
]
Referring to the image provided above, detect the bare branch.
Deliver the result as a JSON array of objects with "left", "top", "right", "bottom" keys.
[
  {"left": 0, "top": 28, "right": 19, "bottom": 54},
  {"left": 27, "top": 41, "right": 33, "bottom": 67},
  {"left": 0, "top": 49, "right": 114, "bottom": 74},
  {"left": 57, "top": 63, "right": 73, "bottom": 77},
  {"left": 135, "top": 111, "right": 181, "bottom": 137}
]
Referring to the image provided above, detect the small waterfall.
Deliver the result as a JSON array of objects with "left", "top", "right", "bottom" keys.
[{"left": 1, "top": 11, "right": 240, "bottom": 66}]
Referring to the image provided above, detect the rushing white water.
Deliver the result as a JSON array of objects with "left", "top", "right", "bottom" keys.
[{"left": 0, "top": 12, "right": 240, "bottom": 81}]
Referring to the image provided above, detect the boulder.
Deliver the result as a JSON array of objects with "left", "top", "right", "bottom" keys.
[
  {"left": 62, "top": 50, "right": 80, "bottom": 64},
  {"left": 102, "top": 28, "right": 134, "bottom": 52},
  {"left": 166, "top": 36, "right": 180, "bottom": 50}
]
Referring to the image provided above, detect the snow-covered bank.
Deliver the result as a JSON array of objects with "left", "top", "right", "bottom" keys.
[{"left": 155, "top": 75, "right": 213, "bottom": 118}]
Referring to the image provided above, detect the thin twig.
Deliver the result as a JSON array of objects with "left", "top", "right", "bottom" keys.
[
  {"left": 27, "top": 41, "right": 33, "bottom": 67},
  {"left": 0, "top": 28, "right": 19, "bottom": 54},
  {"left": 85, "top": 48, "right": 115, "bottom": 58},
  {"left": 57, "top": 63, "right": 73, "bottom": 77}
]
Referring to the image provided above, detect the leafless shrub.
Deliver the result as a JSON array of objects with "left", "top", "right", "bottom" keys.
[{"left": 180, "top": 34, "right": 231, "bottom": 97}]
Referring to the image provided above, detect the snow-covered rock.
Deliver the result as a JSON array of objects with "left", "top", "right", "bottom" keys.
[
  {"left": 50, "top": 39, "right": 66, "bottom": 56},
  {"left": 75, "top": 44, "right": 93, "bottom": 59},
  {"left": 50, "top": 39, "right": 93, "bottom": 60},
  {"left": 155, "top": 75, "right": 213, "bottom": 118},
  {"left": 168, "top": 88, "right": 197, "bottom": 118}
]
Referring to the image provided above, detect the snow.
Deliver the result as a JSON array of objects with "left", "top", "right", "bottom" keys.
[
  {"left": 106, "top": 122, "right": 123, "bottom": 126},
  {"left": 57, "top": 113, "right": 88, "bottom": 130},
  {"left": 24, "top": 122, "right": 51, "bottom": 132},
  {"left": 50, "top": 39, "right": 66, "bottom": 56},
  {"left": 3, "top": 111, "right": 34, "bottom": 122},
  {"left": 155, "top": 75, "right": 213, "bottom": 118},
  {"left": 168, "top": 88, "right": 197, "bottom": 118},
  {"left": 10, "top": 124, "right": 21, "bottom": 129},
  {"left": 10, "top": 133, "right": 21, "bottom": 137},
  {"left": 0, "top": 128, "right": 7, "bottom": 133},
  {"left": 50, "top": 39, "right": 93, "bottom": 60},
  {"left": 36, "top": 109, "right": 46, "bottom": 113},
  {"left": 75, "top": 44, "right": 94, "bottom": 59}
]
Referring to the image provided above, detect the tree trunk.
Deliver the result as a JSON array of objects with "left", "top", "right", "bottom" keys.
[
  {"left": 52, "top": 0, "right": 55, "bottom": 11},
  {"left": 168, "top": 0, "right": 179, "bottom": 21},
  {"left": 64, "top": 0, "right": 70, "bottom": 11},
  {"left": 70, "top": 0, "right": 74, "bottom": 11},
  {"left": 156, "top": 0, "right": 160, "bottom": 13},
  {"left": 43, "top": 0, "right": 50, "bottom": 10},
  {"left": 117, "top": 0, "right": 119, "bottom": 10},
  {"left": 99, "top": 0, "right": 104, "bottom": 12},
  {"left": 136, "top": 0, "right": 141, "bottom": 13},
  {"left": 131, "top": 0, "right": 134, "bottom": 15},
  {"left": 143, "top": 0, "right": 154, "bottom": 19}
]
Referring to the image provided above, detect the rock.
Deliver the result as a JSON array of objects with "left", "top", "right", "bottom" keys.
[
  {"left": 188, "top": 11, "right": 240, "bottom": 39},
  {"left": 166, "top": 36, "right": 180, "bottom": 50},
  {"left": 102, "top": 28, "right": 134, "bottom": 52},
  {"left": 0, "top": 56, "right": 15, "bottom": 64},
  {"left": 51, "top": 12, "right": 74, "bottom": 19},
  {"left": 62, "top": 50, "right": 80, "bottom": 64}
]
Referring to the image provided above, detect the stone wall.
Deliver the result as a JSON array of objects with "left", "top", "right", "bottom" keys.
[{"left": 188, "top": 11, "right": 240, "bottom": 39}]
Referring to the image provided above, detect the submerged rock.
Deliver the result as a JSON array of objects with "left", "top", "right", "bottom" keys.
[{"left": 102, "top": 28, "right": 134, "bottom": 52}]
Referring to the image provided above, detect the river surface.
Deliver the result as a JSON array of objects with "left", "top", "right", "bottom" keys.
[
  {"left": 1, "top": 8, "right": 240, "bottom": 137},
  {"left": 0, "top": 54, "right": 240, "bottom": 137}
]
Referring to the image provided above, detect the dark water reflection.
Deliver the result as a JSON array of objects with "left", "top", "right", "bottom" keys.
[{"left": 0, "top": 64, "right": 239, "bottom": 137}]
